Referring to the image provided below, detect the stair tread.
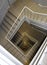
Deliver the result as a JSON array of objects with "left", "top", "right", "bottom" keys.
[
  {"left": 1, "top": 23, "right": 9, "bottom": 33},
  {"left": 0, "top": 27, "right": 7, "bottom": 39},
  {"left": 2, "top": 21, "right": 9, "bottom": 30},
  {"left": 7, "top": 11, "right": 20, "bottom": 21},
  {"left": 5, "top": 16, "right": 14, "bottom": 26},
  {"left": 8, "top": 11, "right": 17, "bottom": 18},
  {"left": 3, "top": 20, "right": 11, "bottom": 29},
  {"left": 6, "top": 12, "right": 16, "bottom": 21}
]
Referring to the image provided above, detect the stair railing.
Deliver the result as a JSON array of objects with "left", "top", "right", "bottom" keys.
[{"left": 6, "top": 6, "right": 47, "bottom": 41}]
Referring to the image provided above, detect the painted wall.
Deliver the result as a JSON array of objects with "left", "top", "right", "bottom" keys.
[
  {"left": 0, "top": 0, "right": 9, "bottom": 24},
  {"left": 0, "top": 45, "right": 23, "bottom": 65},
  {"left": 9, "top": 0, "right": 16, "bottom": 5},
  {"left": 33, "top": 0, "right": 47, "bottom": 6},
  {"left": 0, "top": 0, "right": 16, "bottom": 25}
]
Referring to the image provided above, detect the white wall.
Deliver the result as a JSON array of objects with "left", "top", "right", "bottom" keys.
[
  {"left": 0, "top": 45, "right": 23, "bottom": 65},
  {"left": 33, "top": 0, "right": 47, "bottom": 6},
  {"left": 9, "top": 0, "right": 16, "bottom": 5},
  {"left": 0, "top": 0, "right": 9, "bottom": 24},
  {"left": 0, "top": 0, "right": 16, "bottom": 25}
]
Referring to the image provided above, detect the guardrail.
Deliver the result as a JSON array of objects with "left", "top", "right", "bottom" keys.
[
  {"left": 6, "top": 6, "right": 47, "bottom": 40},
  {"left": 5, "top": 6, "right": 47, "bottom": 65}
]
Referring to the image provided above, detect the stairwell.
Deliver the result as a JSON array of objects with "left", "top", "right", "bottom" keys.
[
  {"left": 1, "top": 11, "right": 17, "bottom": 33},
  {"left": 0, "top": 1, "right": 47, "bottom": 65}
]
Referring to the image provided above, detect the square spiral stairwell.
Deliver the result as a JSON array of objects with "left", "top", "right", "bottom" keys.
[{"left": 6, "top": 7, "right": 46, "bottom": 65}]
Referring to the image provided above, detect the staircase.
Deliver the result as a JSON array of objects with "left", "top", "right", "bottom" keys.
[
  {"left": 1, "top": 11, "right": 18, "bottom": 33},
  {"left": 1, "top": 6, "right": 47, "bottom": 38},
  {"left": 0, "top": 5, "right": 47, "bottom": 65}
]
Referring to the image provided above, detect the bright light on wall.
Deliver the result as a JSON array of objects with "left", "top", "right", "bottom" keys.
[
  {"left": 0, "top": 53, "right": 16, "bottom": 65},
  {"left": 0, "top": 45, "right": 23, "bottom": 65}
]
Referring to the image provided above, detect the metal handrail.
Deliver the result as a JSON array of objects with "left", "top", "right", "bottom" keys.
[
  {"left": 6, "top": 6, "right": 47, "bottom": 40},
  {"left": 25, "top": 6, "right": 47, "bottom": 16}
]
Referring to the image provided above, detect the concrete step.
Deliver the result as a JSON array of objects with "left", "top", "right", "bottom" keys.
[
  {"left": 1, "top": 10, "right": 18, "bottom": 34},
  {"left": 0, "top": 27, "right": 7, "bottom": 41},
  {"left": 1, "top": 22, "right": 9, "bottom": 33},
  {"left": 8, "top": 11, "right": 20, "bottom": 21},
  {"left": 3, "top": 19, "right": 11, "bottom": 30},
  {"left": 6, "top": 11, "right": 17, "bottom": 21},
  {"left": 4, "top": 16, "right": 14, "bottom": 26}
]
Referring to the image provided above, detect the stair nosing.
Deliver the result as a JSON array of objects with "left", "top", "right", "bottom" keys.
[
  {"left": 1, "top": 24, "right": 8, "bottom": 33},
  {"left": 8, "top": 11, "right": 20, "bottom": 21},
  {"left": 2, "top": 22, "right": 9, "bottom": 30},
  {"left": 4, "top": 18, "right": 12, "bottom": 26},
  {"left": 6, "top": 15, "right": 14, "bottom": 22},
  {"left": 5, "top": 16, "right": 14, "bottom": 26}
]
